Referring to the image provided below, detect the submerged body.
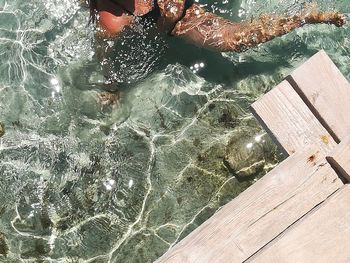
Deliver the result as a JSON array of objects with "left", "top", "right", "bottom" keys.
[{"left": 89, "top": 0, "right": 346, "bottom": 52}]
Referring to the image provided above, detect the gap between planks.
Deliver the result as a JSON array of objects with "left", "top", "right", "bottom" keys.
[
  {"left": 251, "top": 80, "right": 336, "bottom": 156},
  {"left": 326, "top": 134, "right": 350, "bottom": 183},
  {"left": 246, "top": 185, "right": 350, "bottom": 263},
  {"left": 155, "top": 147, "right": 343, "bottom": 263},
  {"left": 243, "top": 186, "right": 343, "bottom": 262},
  {"left": 286, "top": 50, "right": 350, "bottom": 143}
]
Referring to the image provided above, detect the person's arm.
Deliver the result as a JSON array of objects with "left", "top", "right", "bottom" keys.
[{"left": 171, "top": 4, "right": 346, "bottom": 52}]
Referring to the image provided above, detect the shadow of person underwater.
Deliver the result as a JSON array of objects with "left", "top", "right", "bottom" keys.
[{"left": 63, "top": 28, "right": 304, "bottom": 94}]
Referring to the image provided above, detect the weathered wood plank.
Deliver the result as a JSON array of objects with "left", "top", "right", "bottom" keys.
[
  {"left": 326, "top": 134, "right": 350, "bottom": 182},
  {"left": 251, "top": 80, "right": 336, "bottom": 155},
  {"left": 287, "top": 50, "right": 350, "bottom": 142},
  {"left": 155, "top": 147, "right": 343, "bottom": 263},
  {"left": 247, "top": 185, "right": 350, "bottom": 263}
]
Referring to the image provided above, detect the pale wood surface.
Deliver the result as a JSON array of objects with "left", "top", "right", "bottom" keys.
[
  {"left": 248, "top": 185, "right": 350, "bottom": 263},
  {"left": 156, "top": 147, "right": 343, "bottom": 263},
  {"left": 251, "top": 80, "right": 336, "bottom": 155},
  {"left": 326, "top": 134, "right": 350, "bottom": 182},
  {"left": 288, "top": 50, "right": 350, "bottom": 142}
]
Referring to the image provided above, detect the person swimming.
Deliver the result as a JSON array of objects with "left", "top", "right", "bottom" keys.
[{"left": 88, "top": 0, "right": 346, "bottom": 52}]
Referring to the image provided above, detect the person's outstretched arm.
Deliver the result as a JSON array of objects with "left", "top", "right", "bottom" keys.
[{"left": 171, "top": 4, "right": 346, "bottom": 52}]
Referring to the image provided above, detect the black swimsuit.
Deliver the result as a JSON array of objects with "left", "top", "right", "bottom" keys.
[
  {"left": 143, "top": 0, "right": 194, "bottom": 34},
  {"left": 110, "top": 0, "right": 194, "bottom": 29}
]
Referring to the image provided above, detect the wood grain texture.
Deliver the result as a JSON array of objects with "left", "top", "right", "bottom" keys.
[
  {"left": 251, "top": 80, "right": 336, "bottom": 155},
  {"left": 326, "top": 134, "right": 350, "bottom": 182},
  {"left": 288, "top": 50, "right": 350, "bottom": 142},
  {"left": 247, "top": 185, "right": 350, "bottom": 263},
  {"left": 155, "top": 147, "right": 343, "bottom": 263}
]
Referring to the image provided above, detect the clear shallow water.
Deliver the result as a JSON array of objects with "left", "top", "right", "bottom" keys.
[{"left": 0, "top": 0, "right": 349, "bottom": 262}]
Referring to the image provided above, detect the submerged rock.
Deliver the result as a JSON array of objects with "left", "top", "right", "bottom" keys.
[
  {"left": 224, "top": 128, "right": 278, "bottom": 178},
  {"left": 0, "top": 122, "right": 4, "bottom": 137}
]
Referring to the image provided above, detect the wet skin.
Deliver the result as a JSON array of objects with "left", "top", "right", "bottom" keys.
[{"left": 94, "top": 0, "right": 346, "bottom": 52}]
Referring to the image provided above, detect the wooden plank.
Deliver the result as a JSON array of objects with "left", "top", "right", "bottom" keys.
[
  {"left": 251, "top": 80, "right": 336, "bottom": 155},
  {"left": 155, "top": 147, "right": 343, "bottom": 263},
  {"left": 326, "top": 134, "right": 350, "bottom": 182},
  {"left": 287, "top": 50, "right": 350, "bottom": 142},
  {"left": 247, "top": 185, "right": 350, "bottom": 263}
]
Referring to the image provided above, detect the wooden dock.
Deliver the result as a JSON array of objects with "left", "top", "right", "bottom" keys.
[{"left": 155, "top": 50, "right": 350, "bottom": 262}]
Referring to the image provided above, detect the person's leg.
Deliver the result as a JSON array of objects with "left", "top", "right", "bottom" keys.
[{"left": 171, "top": 4, "right": 346, "bottom": 52}]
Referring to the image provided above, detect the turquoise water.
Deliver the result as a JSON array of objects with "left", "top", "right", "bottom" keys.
[{"left": 0, "top": 0, "right": 349, "bottom": 262}]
